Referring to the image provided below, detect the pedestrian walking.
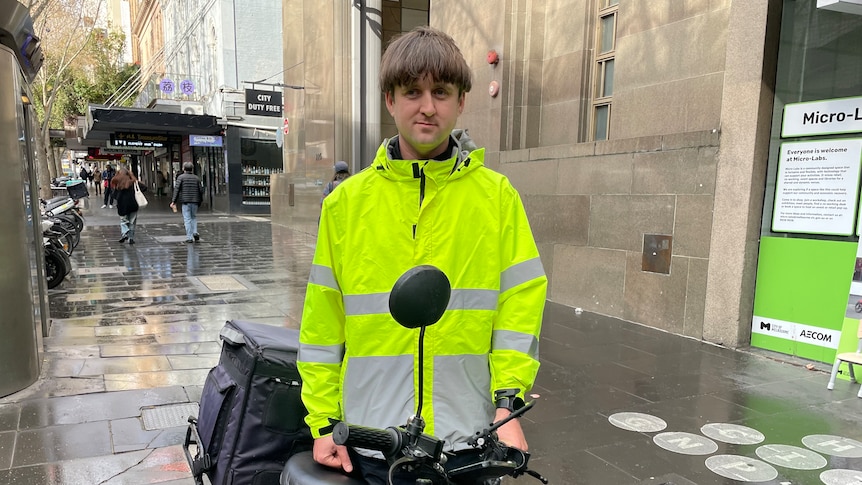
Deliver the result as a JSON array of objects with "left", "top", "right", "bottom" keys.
[
  {"left": 93, "top": 167, "right": 102, "bottom": 195},
  {"left": 110, "top": 168, "right": 146, "bottom": 245},
  {"left": 321, "top": 160, "right": 351, "bottom": 203},
  {"left": 101, "top": 164, "right": 116, "bottom": 208},
  {"left": 156, "top": 170, "right": 167, "bottom": 197},
  {"left": 170, "top": 162, "right": 204, "bottom": 243}
]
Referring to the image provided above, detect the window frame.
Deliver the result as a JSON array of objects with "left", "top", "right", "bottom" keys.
[{"left": 591, "top": 2, "right": 618, "bottom": 141}]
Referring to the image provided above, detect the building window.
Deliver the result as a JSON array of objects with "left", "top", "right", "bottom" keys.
[{"left": 592, "top": 0, "right": 618, "bottom": 141}]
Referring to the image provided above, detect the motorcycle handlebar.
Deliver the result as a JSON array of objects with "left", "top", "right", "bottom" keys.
[{"left": 332, "top": 422, "right": 404, "bottom": 459}]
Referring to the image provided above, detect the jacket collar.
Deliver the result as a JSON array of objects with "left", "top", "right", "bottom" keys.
[{"left": 372, "top": 129, "right": 484, "bottom": 183}]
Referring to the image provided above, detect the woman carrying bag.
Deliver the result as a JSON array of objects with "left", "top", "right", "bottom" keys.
[{"left": 110, "top": 168, "right": 147, "bottom": 245}]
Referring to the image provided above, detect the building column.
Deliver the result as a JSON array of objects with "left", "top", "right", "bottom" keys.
[{"left": 704, "top": 0, "right": 782, "bottom": 347}]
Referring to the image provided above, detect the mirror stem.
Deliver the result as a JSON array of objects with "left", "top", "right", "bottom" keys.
[{"left": 415, "top": 325, "right": 426, "bottom": 420}]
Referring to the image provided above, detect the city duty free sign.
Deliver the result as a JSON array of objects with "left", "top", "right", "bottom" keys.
[{"left": 245, "top": 89, "right": 282, "bottom": 117}]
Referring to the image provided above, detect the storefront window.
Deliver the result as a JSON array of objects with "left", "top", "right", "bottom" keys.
[{"left": 762, "top": 1, "right": 862, "bottom": 237}]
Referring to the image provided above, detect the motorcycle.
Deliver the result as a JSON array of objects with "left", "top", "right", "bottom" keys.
[
  {"left": 281, "top": 266, "right": 547, "bottom": 485},
  {"left": 42, "top": 220, "right": 72, "bottom": 289},
  {"left": 855, "top": 300, "right": 862, "bottom": 313}
]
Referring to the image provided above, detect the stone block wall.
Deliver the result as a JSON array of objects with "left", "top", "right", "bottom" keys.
[{"left": 499, "top": 130, "right": 720, "bottom": 339}]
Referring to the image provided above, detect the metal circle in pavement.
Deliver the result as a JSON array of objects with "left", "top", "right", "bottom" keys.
[
  {"left": 700, "top": 423, "right": 765, "bottom": 445},
  {"left": 801, "top": 435, "right": 862, "bottom": 458},
  {"left": 705, "top": 455, "right": 778, "bottom": 482},
  {"left": 821, "top": 468, "right": 862, "bottom": 485},
  {"left": 608, "top": 412, "right": 667, "bottom": 433},
  {"left": 754, "top": 444, "right": 827, "bottom": 470},
  {"left": 653, "top": 432, "right": 718, "bottom": 455}
]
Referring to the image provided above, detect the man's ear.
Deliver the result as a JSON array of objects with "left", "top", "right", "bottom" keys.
[
  {"left": 458, "top": 92, "right": 465, "bottom": 114},
  {"left": 385, "top": 91, "right": 396, "bottom": 115}
]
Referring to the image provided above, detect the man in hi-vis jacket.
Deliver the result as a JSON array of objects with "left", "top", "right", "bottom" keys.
[{"left": 298, "top": 26, "right": 547, "bottom": 484}]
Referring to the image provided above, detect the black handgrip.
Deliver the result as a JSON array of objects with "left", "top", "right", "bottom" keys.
[{"left": 332, "top": 422, "right": 403, "bottom": 458}]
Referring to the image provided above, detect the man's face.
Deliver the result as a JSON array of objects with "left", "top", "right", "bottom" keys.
[{"left": 385, "top": 75, "right": 465, "bottom": 160}]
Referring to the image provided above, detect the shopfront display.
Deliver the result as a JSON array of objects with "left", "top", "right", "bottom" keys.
[
  {"left": 226, "top": 126, "right": 283, "bottom": 213},
  {"left": 751, "top": 2, "right": 862, "bottom": 363}
]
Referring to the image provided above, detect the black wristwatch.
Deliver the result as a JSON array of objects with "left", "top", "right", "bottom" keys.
[{"left": 494, "top": 388, "right": 525, "bottom": 412}]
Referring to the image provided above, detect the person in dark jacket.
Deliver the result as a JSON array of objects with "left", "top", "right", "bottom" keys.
[
  {"left": 101, "top": 165, "right": 116, "bottom": 208},
  {"left": 110, "top": 168, "right": 146, "bottom": 245},
  {"left": 170, "top": 161, "right": 204, "bottom": 243}
]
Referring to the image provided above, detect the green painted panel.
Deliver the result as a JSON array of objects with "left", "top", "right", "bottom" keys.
[
  {"left": 752, "top": 237, "right": 856, "bottom": 360},
  {"left": 750, "top": 333, "right": 793, "bottom": 354},
  {"left": 753, "top": 237, "right": 855, "bottom": 330}
]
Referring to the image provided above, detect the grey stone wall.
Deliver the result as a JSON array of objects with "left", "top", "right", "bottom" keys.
[{"left": 500, "top": 130, "right": 719, "bottom": 339}]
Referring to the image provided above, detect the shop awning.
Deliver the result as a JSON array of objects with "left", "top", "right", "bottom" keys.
[{"left": 82, "top": 105, "right": 220, "bottom": 147}]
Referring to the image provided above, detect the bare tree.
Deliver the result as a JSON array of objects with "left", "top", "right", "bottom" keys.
[{"left": 26, "top": 0, "right": 104, "bottom": 198}]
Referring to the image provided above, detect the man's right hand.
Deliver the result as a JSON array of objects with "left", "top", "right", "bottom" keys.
[{"left": 312, "top": 435, "right": 353, "bottom": 473}]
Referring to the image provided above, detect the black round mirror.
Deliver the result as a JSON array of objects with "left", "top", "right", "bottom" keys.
[{"left": 389, "top": 265, "right": 451, "bottom": 329}]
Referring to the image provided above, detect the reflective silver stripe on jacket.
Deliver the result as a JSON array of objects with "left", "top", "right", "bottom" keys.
[
  {"left": 344, "top": 289, "right": 498, "bottom": 316},
  {"left": 433, "top": 354, "right": 494, "bottom": 451},
  {"left": 309, "top": 264, "right": 340, "bottom": 292},
  {"left": 344, "top": 293, "right": 390, "bottom": 315},
  {"left": 298, "top": 342, "right": 345, "bottom": 364},
  {"left": 446, "top": 289, "right": 498, "bottom": 311},
  {"left": 492, "top": 329, "right": 539, "bottom": 360},
  {"left": 500, "top": 257, "right": 545, "bottom": 293},
  {"left": 343, "top": 354, "right": 415, "bottom": 458}
]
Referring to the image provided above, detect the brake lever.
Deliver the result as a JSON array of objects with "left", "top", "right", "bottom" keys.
[{"left": 524, "top": 468, "right": 549, "bottom": 484}]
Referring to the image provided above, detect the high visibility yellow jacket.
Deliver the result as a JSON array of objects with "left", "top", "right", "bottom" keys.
[{"left": 298, "top": 130, "right": 547, "bottom": 451}]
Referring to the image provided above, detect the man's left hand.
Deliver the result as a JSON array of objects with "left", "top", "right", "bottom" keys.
[{"left": 494, "top": 408, "right": 528, "bottom": 450}]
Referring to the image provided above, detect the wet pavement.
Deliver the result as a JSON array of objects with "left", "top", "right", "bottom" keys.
[{"left": 0, "top": 194, "right": 861, "bottom": 484}]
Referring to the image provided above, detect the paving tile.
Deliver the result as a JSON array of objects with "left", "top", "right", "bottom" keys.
[
  {"left": 44, "top": 358, "right": 86, "bottom": 378},
  {"left": 101, "top": 445, "right": 193, "bottom": 485},
  {"left": 166, "top": 354, "right": 219, "bottom": 370},
  {"left": 109, "top": 417, "right": 159, "bottom": 453},
  {"left": 94, "top": 322, "right": 206, "bottom": 337},
  {"left": 0, "top": 431, "right": 13, "bottom": 470},
  {"left": 0, "top": 449, "right": 150, "bottom": 485},
  {"left": 79, "top": 355, "right": 172, "bottom": 376},
  {"left": 4, "top": 376, "right": 107, "bottom": 401},
  {"left": 153, "top": 331, "right": 222, "bottom": 345},
  {"left": 13, "top": 421, "right": 112, "bottom": 466},
  {"left": 18, "top": 387, "right": 189, "bottom": 429},
  {"left": 110, "top": 417, "right": 187, "bottom": 453},
  {"left": 103, "top": 369, "right": 210, "bottom": 392},
  {"left": 100, "top": 342, "right": 221, "bottom": 357},
  {"left": 0, "top": 406, "right": 20, "bottom": 432}
]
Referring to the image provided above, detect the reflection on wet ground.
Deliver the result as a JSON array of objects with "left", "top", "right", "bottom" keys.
[
  {"left": 0, "top": 206, "right": 860, "bottom": 484},
  {"left": 0, "top": 210, "right": 310, "bottom": 484}
]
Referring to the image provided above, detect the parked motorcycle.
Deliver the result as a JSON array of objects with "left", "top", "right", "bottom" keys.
[
  {"left": 281, "top": 266, "right": 547, "bottom": 485},
  {"left": 42, "top": 220, "right": 72, "bottom": 289}
]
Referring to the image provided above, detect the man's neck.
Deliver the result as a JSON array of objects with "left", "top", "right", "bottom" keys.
[{"left": 394, "top": 136, "right": 455, "bottom": 161}]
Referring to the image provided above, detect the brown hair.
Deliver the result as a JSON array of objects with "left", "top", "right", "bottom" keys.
[
  {"left": 110, "top": 168, "right": 137, "bottom": 190},
  {"left": 379, "top": 26, "right": 472, "bottom": 96}
]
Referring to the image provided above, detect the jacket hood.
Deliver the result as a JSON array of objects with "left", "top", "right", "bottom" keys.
[{"left": 371, "top": 129, "right": 485, "bottom": 183}]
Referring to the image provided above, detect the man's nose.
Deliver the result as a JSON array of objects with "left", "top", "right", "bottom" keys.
[{"left": 419, "top": 91, "right": 436, "bottom": 116}]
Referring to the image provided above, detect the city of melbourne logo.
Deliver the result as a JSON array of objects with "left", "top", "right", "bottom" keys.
[{"left": 759, "top": 320, "right": 791, "bottom": 336}]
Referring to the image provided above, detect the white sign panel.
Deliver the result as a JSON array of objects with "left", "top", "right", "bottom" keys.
[
  {"left": 751, "top": 315, "right": 841, "bottom": 350},
  {"left": 772, "top": 139, "right": 862, "bottom": 236},
  {"left": 782, "top": 96, "right": 862, "bottom": 138}
]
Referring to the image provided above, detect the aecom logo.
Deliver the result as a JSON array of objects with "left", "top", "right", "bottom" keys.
[{"left": 799, "top": 329, "right": 832, "bottom": 343}]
